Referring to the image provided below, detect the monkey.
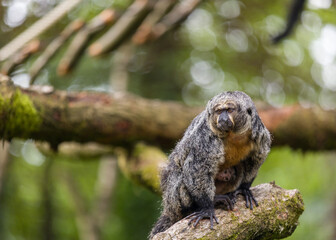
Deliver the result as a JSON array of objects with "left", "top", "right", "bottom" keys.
[
  {"left": 149, "top": 91, "right": 271, "bottom": 239},
  {"left": 272, "top": 0, "right": 306, "bottom": 43},
  {"left": 216, "top": 167, "right": 236, "bottom": 182}
]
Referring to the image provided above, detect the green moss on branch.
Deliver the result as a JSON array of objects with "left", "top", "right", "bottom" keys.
[
  {"left": 117, "top": 143, "right": 166, "bottom": 193},
  {"left": 0, "top": 89, "right": 42, "bottom": 139}
]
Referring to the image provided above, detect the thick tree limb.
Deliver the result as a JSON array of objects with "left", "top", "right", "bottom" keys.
[
  {"left": 153, "top": 183, "right": 304, "bottom": 240},
  {"left": 0, "top": 74, "right": 198, "bottom": 146},
  {"left": 1, "top": 74, "right": 336, "bottom": 150}
]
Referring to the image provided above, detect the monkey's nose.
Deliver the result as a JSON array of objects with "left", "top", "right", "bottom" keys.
[{"left": 218, "top": 119, "right": 233, "bottom": 132}]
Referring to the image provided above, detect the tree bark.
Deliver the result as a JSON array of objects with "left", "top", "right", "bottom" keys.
[
  {"left": 152, "top": 183, "right": 304, "bottom": 240},
  {"left": 1, "top": 74, "right": 336, "bottom": 150}
]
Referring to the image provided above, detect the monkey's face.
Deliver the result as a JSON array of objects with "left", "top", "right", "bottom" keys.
[
  {"left": 212, "top": 102, "right": 236, "bottom": 134},
  {"left": 207, "top": 91, "right": 254, "bottom": 138}
]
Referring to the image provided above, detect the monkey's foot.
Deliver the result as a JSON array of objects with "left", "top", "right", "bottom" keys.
[
  {"left": 186, "top": 208, "right": 218, "bottom": 229},
  {"left": 235, "top": 188, "right": 258, "bottom": 210},
  {"left": 214, "top": 193, "right": 235, "bottom": 210}
]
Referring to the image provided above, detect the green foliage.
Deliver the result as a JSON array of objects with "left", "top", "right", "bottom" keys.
[
  {"left": 1, "top": 143, "right": 336, "bottom": 240},
  {"left": 1, "top": 1, "right": 336, "bottom": 240},
  {"left": 0, "top": 143, "right": 160, "bottom": 240},
  {"left": 106, "top": 170, "right": 160, "bottom": 240}
]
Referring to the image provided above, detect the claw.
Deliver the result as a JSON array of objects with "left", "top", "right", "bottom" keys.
[
  {"left": 186, "top": 211, "right": 198, "bottom": 220},
  {"left": 186, "top": 208, "right": 218, "bottom": 229},
  {"left": 214, "top": 193, "right": 235, "bottom": 210},
  {"left": 235, "top": 188, "right": 258, "bottom": 210},
  {"left": 193, "top": 215, "right": 202, "bottom": 228},
  {"left": 210, "top": 211, "right": 214, "bottom": 229}
]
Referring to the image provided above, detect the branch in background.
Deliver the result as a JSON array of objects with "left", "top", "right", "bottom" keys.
[
  {"left": 29, "top": 19, "right": 85, "bottom": 84},
  {"left": 57, "top": 9, "right": 117, "bottom": 76},
  {"left": 0, "top": 0, "right": 203, "bottom": 74},
  {"left": 37, "top": 142, "right": 115, "bottom": 159},
  {"left": 0, "top": 141, "right": 10, "bottom": 195},
  {"left": 92, "top": 156, "right": 118, "bottom": 232},
  {"left": 151, "top": 0, "right": 202, "bottom": 40},
  {"left": 41, "top": 157, "right": 54, "bottom": 240},
  {"left": 1, "top": 40, "right": 41, "bottom": 75},
  {"left": 132, "top": 0, "right": 177, "bottom": 45},
  {"left": 109, "top": 42, "right": 134, "bottom": 90},
  {"left": 333, "top": 198, "right": 336, "bottom": 240},
  {"left": 272, "top": 0, "right": 306, "bottom": 43},
  {"left": 0, "top": 0, "right": 83, "bottom": 61},
  {"left": 89, "top": 0, "right": 152, "bottom": 56},
  {"left": 259, "top": 105, "right": 336, "bottom": 150},
  {"left": 0, "top": 74, "right": 199, "bottom": 147},
  {"left": 153, "top": 183, "right": 304, "bottom": 240},
  {"left": 117, "top": 143, "right": 166, "bottom": 193},
  {"left": 63, "top": 171, "right": 99, "bottom": 240},
  {"left": 1, "top": 74, "right": 336, "bottom": 150}
]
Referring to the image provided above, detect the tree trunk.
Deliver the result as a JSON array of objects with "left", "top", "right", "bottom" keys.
[{"left": 1, "top": 74, "right": 336, "bottom": 150}]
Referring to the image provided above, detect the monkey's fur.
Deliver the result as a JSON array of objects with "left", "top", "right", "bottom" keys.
[{"left": 150, "top": 91, "right": 271, "bottom": 239}]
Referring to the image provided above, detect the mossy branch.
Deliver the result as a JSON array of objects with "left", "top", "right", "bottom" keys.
[
  {"left": 153, "top": 183, "right": 304, "bottom": 240},
  {"left": 117, "top": 143, "right": 166, "bottom": 193},
  {"left": 1, "top": 74, "right": 336, "bottom": 150}
]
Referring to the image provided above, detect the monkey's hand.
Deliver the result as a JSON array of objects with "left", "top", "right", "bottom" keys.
[
  {"left": 214, "top": 193, "right": 236, "bottom": 210},
  {"left": 186, "top": 207, "right": 218, "bottom": 229},
  {"left": 234, "top": 187, "right": 258, "bottom": 210}
]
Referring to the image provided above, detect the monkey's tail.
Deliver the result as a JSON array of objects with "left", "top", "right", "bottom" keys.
[{"left": 149, "top": 214, "right": 175, "bottom": 239}]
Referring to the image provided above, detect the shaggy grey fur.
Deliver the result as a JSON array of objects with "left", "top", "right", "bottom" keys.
[{"left": 150, "top": 91, "right": 271, "bottom": 239}]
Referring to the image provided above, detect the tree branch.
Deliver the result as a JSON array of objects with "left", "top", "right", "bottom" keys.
[
  {"left": 57, "top": 9, "right": 117, "bottom": 76},
  {"left": 153, "top": 183, "right": 304, "bottom": 240},
  {"left": 0, "top": 141, "right": 10, "bottom": 195},
  {"left": 0, "top": 0, "right": 83, "bottom": 61},
  {"left": 1, "top": 74, "right": 336, "bottom": 150},
  {"left": 63, "top": 171, "right": 99, "bottom": 240},
  {"left": 29, "top": 19, "right": 85, "bottom": 83},
  {"left": 89, "top": 0, "right": 151, "bottom": 56},
  {"left": 151, "top": 0, "right": 202, "bottom": 40},
  {"left": 132, "top": 0, "right": 177, "bottom": 45},
  {"left": 92, "top": 156, "right": 117, "bottom": 233},
  {"left": 1, "top": 40, "right": 41, "bottom": 75}
]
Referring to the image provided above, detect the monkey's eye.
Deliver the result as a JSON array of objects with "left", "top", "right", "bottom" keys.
[
  {"left": 227, "top": 108, "right": 235, "bottom": 113},
  {"left": 215, "top": 109, "right": 223, "bottom": 114}
]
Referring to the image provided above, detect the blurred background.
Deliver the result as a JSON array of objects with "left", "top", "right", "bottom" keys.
[{"left": 0, "top": 0, "right": 336, "bottom": 239}]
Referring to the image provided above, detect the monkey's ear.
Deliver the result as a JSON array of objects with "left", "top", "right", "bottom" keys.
[
  {"left": 251, "top": 113, "right": 263, "bottom": 141},
  {"left": 247, "top": 108, "right": 252, "bottom": 116}
]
